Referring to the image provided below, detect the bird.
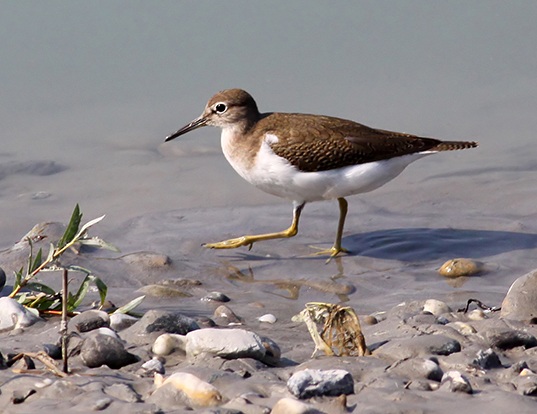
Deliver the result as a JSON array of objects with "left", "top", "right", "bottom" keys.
[{"left": 165, "top": 89, "right": 477, "bottom": 260}]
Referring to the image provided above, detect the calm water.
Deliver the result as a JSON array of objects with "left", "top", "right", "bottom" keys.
[{"left": 1, "top": 2, "right": 537, "bottom": 309}]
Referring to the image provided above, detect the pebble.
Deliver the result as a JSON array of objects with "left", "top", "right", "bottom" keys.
[
  {"left": 152, "top": 333, "right": 187, "bottom": 356},
  {"left": 271, "top": 397, "right": 320, "bottom": 414},
  {"left": 423, "top": 299, "right": 451, "bottom": 316},
  {"left": 0, "top": 297, "right": 41, "bottom": 331},
  {"left": 501, "top": 269, "right": 537, "bottom": 321},
  {"left": 467, "top": 309, "right": 487, "bottom": 320},
  {"left": 483, "top": 329, "right": 537, "bottom": 350},
  {"left": 202, "top": 291, "right": 231, "bottom": 302},
  {"left": 34, "top": 378, "right": 54, "bottom": 389},
  {"left": 109, "top": 313, "right": 138, "bottom": 331},
  {"left": 440, "top": 371, "right": 473, "bottom": 393},
  {"left": 513, "top": 375, "right": 537, "bottom": 396},
  {"left": 362, "top": 315, "right": 378, "bottom": 325},
  {"left": 121, "top": 310, "right": 200, "bottom": 345},
  {"left": 121, "top": 251, "right": 171, "bottom": 268},
  {"left": 80, "top": 332, "right": 138, "bottom": 369},
  {"left": 138, "top": 357, "right": 165, "bottom": 376},
  {"left": 70, "top": 310, "right": 110, "bottom": 332},
  {"left": 0, "top": 266, "right": 5, "bottom": 292},
  {"left": 149, "top": 372, "right": 223, "bottom": 409},
  {"left": 43, "top": 343, "right": 62, "bottom": 360},
  {"left": 186, "top": 328, "right": 268, "bottom": 361},
  {"left": 138, "top": 284, "right": 192, "bottom": 298},
  {"left": 287, "top": 369, "right": 354, "bottom": 399},
  {"left": 213, "top": 305, "right": 243, "bottom": 325},
  {"left": 389, "top": 358, "right": 444, "bottom": 382},
  {"left": 438, "top": 258, "right": 482, "bottom": 277},
  {"left": 374, "top": 334, "right": 461, "bottom": 361},
  {"left": 472, "top": 348, "right": 503, "bottom": 369},
  {"left": 258, "top": 313, "right": 277, "bottom": 324},
  {"left": 448, "top": 321, "right": 477, "bottom": 336}
]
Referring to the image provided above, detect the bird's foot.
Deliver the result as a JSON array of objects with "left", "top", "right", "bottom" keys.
[
  {"left": 309, "top": 245, "right": 349, "bottom": 263},
  {"left": 203, "top": 236, "right": 254, "bottom": 250}
]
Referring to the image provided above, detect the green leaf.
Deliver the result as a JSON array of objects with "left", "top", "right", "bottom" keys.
[
  {"left": 25, "top": 282, "right": 57, "bottom": 295},
  {"left": 74, "top": 214, "right": 106, "bottom": 240},
  {"left": 94, "top": 276, "right": 108, "bottom": 306},
  {"left": 29, "top": 248, "right": 43, "bottom": 274},
  {"left": 68, "top": 273, "right": 93, "bottom": 311},
  {"left": 78, "top": 236, "right": 120, "bottom": 252},
  {"left": 57, "top": 204, "right": 82, "bottom": 249},
  {"left": 113, "top": 295, "right": 145, "bottom": 315},
  {"left": 14, "top": 267, "right": 23, "bottom": 290}
]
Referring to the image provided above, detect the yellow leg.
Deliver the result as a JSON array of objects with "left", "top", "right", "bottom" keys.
[
  {"left": 203, "top": 202, "right": 305, "bottom": 250},
  {"left": 311, "top": 197, "right": 350, "bottom": 262}
]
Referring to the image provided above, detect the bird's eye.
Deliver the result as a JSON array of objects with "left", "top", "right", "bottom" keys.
[{"left": 214, "top": 103, "right": 227, "bottom": 114}]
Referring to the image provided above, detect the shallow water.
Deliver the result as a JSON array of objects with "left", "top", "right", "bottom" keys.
[{"left": 1, "top": 2, "right": 537, "bottom": 316}]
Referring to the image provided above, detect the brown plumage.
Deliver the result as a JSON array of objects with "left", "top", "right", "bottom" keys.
[{"left": 252, "top": 113, "right": 477, "bottom": 172}]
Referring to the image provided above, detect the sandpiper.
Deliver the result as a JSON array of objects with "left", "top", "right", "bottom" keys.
[{"left": 165, "top": 89, "right": 477, "bottom": 260}]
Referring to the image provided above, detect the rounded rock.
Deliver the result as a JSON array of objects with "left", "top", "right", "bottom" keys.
[
  {"left": 149, "top": 372, "right": 223, "bottom": 409},
  {"left": 80, "top": 332, "right": 138, "bottom": 369},
  {"left": 440, "top": 371, "right": 473, "bottom": 393},
  {"left": 0, "top": 297, "right": 41, "bottom": 331},
  {"left": 423, "top": 299, "right": 451, "bottom": 316},
  {"left": 258, "top": 313, "right": 277, "bottom": 324},
  {"left": 287, "top": 369, "right": 354, "bottom": 399},
  {"left": 185, "top": 328, "right": 268, "bottom": 361},
  {"left": 201, "top": 291, "right": 230, "bottom": 302},
  {"left": 501, "top": 269, "right": 537, "bottom": 321},
  {"left": 0, "top": 266, "right": 6, "bottom": 292},
  {"left": 438, "top": 258, "right": 482, "bottom": 277},
  {"left": 152, "top": 333, "right": 187, "bottom": 356},
  {"left": 213, "top": 305, "right": 242, "bottom": 325},
  {"left": 70, "top": 310, "right": 110, "bottom": 333},
  {"left": 109, "top": 313, "right": 139, "bottom": 331}
]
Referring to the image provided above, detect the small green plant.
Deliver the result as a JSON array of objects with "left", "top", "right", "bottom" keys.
[
  {"left": 8, "top": 204, "right": 144, "bottom": 373},
  {"left": 9, "top": 204, "right": 115, "bottom": 312}
]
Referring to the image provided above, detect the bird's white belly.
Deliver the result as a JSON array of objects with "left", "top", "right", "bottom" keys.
[{"left": 222, "top": 133, "right": 431, "bottom": 203}]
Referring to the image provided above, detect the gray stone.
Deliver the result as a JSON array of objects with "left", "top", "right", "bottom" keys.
[
  {"left": 80, "top": 332, "right": 138, "bottom": 369},
  {"left": 213, "top": 305, "right": 243, "bottom": 325},
  {"left": 389, "top": 358, "right": 444, "bottom": 382},
  {"left": 287, "top": 369, "right": 354, "bottom": 399},
  {"left": 138, "top": 357, "right": 165, "bottom": 376},
  {"left": 512, "top": 375, "right": 537, "bottom": 396},
  {"left": 501, "top": 269, "right": 537, "bottom": 321},
  {"left": 0, "top": 266, "right": 5, "bottom": 292},
  {"left": 483, "top": 329, "right": 537, "bottom": 350},
  {"left": 472, "top": 348, "right": 502, "bottom": 369},
  {"left": 70, "top": 310, "right": 110, "bottom": 332},
  {"left": 271, "top": 397, "right": 322, "bottom": 414},
  {"left": 0, "top": 297, "right": 41, "bottom": 331},
  {"left": 440, "top": 370, "right": 473, "bottom": 394},
  {"left": 141, "top": 310, "right": 200, "bottom": 334},
  {"left": 202, "top": 291, "right": 231, "bottom": 302},
  {"left": 43, "top": 343, "right": 62, "bottom": 360},
  {"left": 121, "top": 310, "right": 200, "bottom": 345},
  {"left": 109, "top": 313, "right": 138, "bottom": 331},
  {"left": 186, "top": 328, "right": 268, "bottom": 361},
  {"left": 374, "top": 334, "right": 461, "bottom": 361}
]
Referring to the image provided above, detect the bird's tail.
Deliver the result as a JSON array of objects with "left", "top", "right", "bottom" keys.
[{"left": 431, "top": 141, "right": 478, "bottom": 152}]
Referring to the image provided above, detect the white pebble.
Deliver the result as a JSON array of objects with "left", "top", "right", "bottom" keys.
[
  {"left": 258, "top": 313, "right": 277, "bottom": 324},
  {"left": 423, "top": 299, "right": 451, "bottom": 316}
]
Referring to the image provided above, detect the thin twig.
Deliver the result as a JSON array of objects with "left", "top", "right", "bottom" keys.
[{"left": 61, "top": 267, "right": 69, "bottom": 374}]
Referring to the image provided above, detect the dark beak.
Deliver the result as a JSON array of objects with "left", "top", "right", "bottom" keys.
[{"left": 165, "top": 116, "right": 208, "bottom": 142}]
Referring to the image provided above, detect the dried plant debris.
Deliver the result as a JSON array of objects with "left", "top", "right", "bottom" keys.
[{"left": 293, "top": 302, "right": 369, "bottom": 357}]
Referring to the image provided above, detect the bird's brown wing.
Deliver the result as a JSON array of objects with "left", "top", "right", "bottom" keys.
[{"left": 263, "top": 113, "right": 444, "bottom": 172}]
